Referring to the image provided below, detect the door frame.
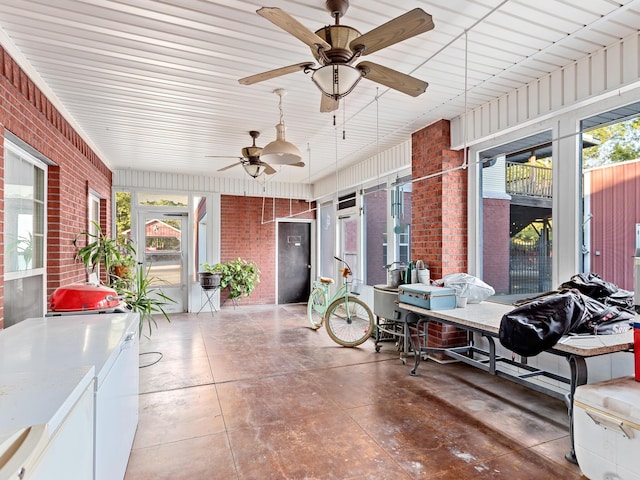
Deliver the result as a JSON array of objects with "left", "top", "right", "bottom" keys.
[
  {"left": 137, "top": 211, "right": 189, "bottom": 313},
  {"left": 275, "top": 218, "right": 315, "bottom": 305}
]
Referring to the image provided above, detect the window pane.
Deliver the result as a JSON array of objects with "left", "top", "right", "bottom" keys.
[
  {"left": 481, "top": 137, "right": 553, "bottom": 302},
  {"left": 581, "top": 114, "right": 640, "bottom": 290},
  {"left": 319, "top": 202, "right": 335, "bottom": 279},
  {"left": 4, "top": 276, "right": 44, "bottom": 327},
  {"left": 145, "top": 217, "right": 182, "bottom": 287},
  {"left": 138, "top": 193, "right": 187, "bottom": 207},
  {"left": 4, "top": 149, "right": 45, "bottom": 273},
  {"left": 116, "top": 191, "right": 132, "bottom": 244},
  {"left": 393, "top": 182, "right": 412, "bottom": 265},
  {"left": 363, "top": 189, "right": 387, "bottom": 286}
]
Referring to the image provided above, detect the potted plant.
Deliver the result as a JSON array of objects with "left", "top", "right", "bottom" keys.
[
  {"left": 74, "top": 222, "right": 174, "bottom": 336},
  {"left": 74, "top": 221, "right": 135, "bottom": 286},
  {"left": 202, "top": 258, "right": 260, "bottom": 301},
  {"left": 112, "top": 254, "right": 137, "bottom": 281},
  {"left": 197, "top": 266, "right": 221, "bottom": 291},
  {"left": 120, "top": 264, "right": 175, "bottom": 337}
]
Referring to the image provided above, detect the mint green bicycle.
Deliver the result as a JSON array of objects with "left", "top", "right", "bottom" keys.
[{"left": 307, "top": 256, "right": 374, "bottom": 347}]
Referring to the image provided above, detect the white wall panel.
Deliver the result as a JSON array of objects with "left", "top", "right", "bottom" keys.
[
  {"left": 608, "top": 42, "right": 623, "bottom": 89},
  {"left": 451, "top": 31, "right": 640, "bottom": 148},
  {"left": 576, "top": 56, "right": 591, "bottom": 99},
  {"left": 564, "top": 63, "right": 576, "bottom": 105},
  {"left": 113, "top": 169, "right": 312, "bottom": 200},
  {"left": 623, "top": 35, "right": 640, "bottom": 84},
  {"left": 591, "top": 49, "right": 606, "bottom": 95},
  {"left": 313, "top": 140, "right": 411, "bottom": 200},
  {"left": 538, "top": 75, "right": 551, "bottom": 115}
]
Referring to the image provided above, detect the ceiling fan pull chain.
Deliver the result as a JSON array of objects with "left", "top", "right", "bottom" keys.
[{"left": 342, "top": 98, "right": 346, "bottom": 140}]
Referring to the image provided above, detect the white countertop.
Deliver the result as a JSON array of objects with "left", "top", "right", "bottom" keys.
[
  {"left": 0, "top": 313, "right": 138, "bottom": 388},
  {"left": 398, "top": 301, "right": 635, "bottom": 356}
]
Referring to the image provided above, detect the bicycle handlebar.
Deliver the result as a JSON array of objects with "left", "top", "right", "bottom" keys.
[{"left": 333, "top": 256, "right": 352, "bottom": 278}]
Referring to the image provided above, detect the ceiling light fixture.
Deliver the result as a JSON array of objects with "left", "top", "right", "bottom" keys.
[
  {"left": 310, "top": 64, "right": 364, "bottom": 100},
  {"left": 260, "top": 89, "right": 302, "bottom": 165},
  {"left": 243, "top": 162, "right": 266, "bottom": 178}
]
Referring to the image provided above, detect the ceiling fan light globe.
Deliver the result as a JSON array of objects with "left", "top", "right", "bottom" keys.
[
  {"left": 261, "top": 123, "right": 302, "bottom": 164},
  {"left": 243, "top": 162, "right": 266, "bottom": 178},
  {"left": 312, "top": 64, "right": 362, "bottom": 99}
]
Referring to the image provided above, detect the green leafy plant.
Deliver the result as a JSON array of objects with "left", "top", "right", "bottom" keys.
[
  {"left": 74, "top": 221, "right": 135, "bottom": 286},
  {"left": 75, "top": 222, "right": 174, "bottom": 336},
  {"left": 202, "top": 258, "right": 260, "bottom": 300},
  {"left": 121, "top": 265, "right": 175, "bottom": 337}
]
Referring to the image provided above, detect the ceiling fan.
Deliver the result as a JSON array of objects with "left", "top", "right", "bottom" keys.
[
  {"left": 239, "top": 0, "right": 434, "bottom": 112},
  {"left": 207, "top": 131, "right": 304, "bottom": 178}
]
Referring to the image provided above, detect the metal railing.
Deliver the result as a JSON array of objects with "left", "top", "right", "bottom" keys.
[{"left": 506, "top": 162, "right": 552, "bottom": 198}]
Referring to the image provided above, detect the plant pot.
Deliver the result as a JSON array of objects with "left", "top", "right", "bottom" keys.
[
  {"left": 113, "top": 265, "right": 130, "bottom": 279},
  {"left": 199, "top": 272, "right": 220, "bottom": 290}
]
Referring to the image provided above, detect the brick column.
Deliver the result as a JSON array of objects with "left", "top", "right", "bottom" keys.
[{"left": 411, "top": 119, "right": 468, "bottom": 357}]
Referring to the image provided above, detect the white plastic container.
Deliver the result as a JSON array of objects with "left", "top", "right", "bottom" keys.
[{"left": 573, "top": 376, "right": 640, "bottom": 480}]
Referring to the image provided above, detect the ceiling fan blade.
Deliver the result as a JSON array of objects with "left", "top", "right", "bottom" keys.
[
  {"left": 239, "top": 62, "right": 315, "bottom": 85},
  {"left": 257, "top": 7, "right": 331, "bottom": 51},
  {"left": 350, "top": 8, "right": 434, "bottom": 56},
  {"left": 289, "top": 161, "right": 306, "bottom": 168},
  {"left": 206, "top": 155, "right": 241, "bottom": 159},
  {"left": 217, "top": 162, "right": 241, "bottom": 172},
  {"left": 320, "top": 95, "right": 339, "bottom": 113},
  {"left": 262, "top": 162, "right": 277, "bottom": 175},
  {"left": 358, "top": 61, "right": 428, "bottom": 97}
]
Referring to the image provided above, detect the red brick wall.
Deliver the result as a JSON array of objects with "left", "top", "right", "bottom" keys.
[
  {"left": 482, "top": 197, "right": 511, "bottom": 294},
  {"left": 411, "top": 119, "right": 468, "bottom": 355},
  {"left": 0, "top": 48, "right": 112, "bottom": 327},
  {"left": 411, "top": 119, "right": 467, "bottom": 278},
  {"left": 219, "top": 195, "right": 315, "bottom": 305}
]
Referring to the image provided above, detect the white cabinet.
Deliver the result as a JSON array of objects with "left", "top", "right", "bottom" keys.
[
  {"left": 30, "top": 382, "right": 94, "bottom": 480},
  {"left": 0, "top": 367, "right": 95, "bottom": 480},
  {"left": 0, "top": 313, "right": 139, "bottom": 480}
]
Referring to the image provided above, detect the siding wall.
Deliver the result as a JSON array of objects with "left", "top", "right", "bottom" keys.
[
  {"left": 585, "top": 159, "right": 640, "bottom": 290},
  {"left": 451, "top": 31, "right": 640, "bottom": 149},
  {"left": 313, "top": 140, "right": 411, "bottom": 199},
  {"left": 113, "top": 169, "right": 312, "bottom": 200}
]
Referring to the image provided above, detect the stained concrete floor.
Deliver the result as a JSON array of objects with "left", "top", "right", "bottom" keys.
[{"left": 124, "top": 304, "right": 587, "bottom": 479}]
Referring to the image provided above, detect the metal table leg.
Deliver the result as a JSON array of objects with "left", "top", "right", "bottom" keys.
[
  {"left": 410, "top": 318, "right": 429, "bottom": 375},
  {"left": 564, "top": 354, "right": 588, "bottom": 465}
]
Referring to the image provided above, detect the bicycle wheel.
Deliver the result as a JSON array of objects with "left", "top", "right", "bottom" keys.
[
  {"left": 307, "top": 286, "right": 327, "bottom": 329},
  {"left": 324, "top": 296, "right": 374, "bottom": 347}
]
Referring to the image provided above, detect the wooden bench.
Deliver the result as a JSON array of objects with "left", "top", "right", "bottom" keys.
[{"left": 398, "top": 301, "right": 635, "bottom": 464}]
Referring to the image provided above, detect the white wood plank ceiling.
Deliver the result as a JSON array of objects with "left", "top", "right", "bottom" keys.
[{"left": 0, "top": 0, "right": 638, "bottom": 185}]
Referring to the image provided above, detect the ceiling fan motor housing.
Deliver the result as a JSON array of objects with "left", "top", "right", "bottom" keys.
[
  {"left": 313, "top": 25, "right": 361, "bottom": 64},
  {"left": 241, "top": 146, "right": 262, "bottom": 158},
  {"left": 325, "top": 0, "right": 349, "bottom": 19}
]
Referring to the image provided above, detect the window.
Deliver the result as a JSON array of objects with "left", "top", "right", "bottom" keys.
[
  {"left": 4, "top": 140, "right": 47, "bottom": 326},
  {"left": 392, "top": 178, "right": 412, "bottom": 265},
  {"left": 319, "top": 201, "right": 336, "bottom": 279},
  {"left": 89, "top": 192, "right": 100, "bottom": 235},
  {"left": 363, "top": 185, "right": 387, "bottom": 286},
  {"left": 581, "top": 106, "right": 640, "bottom": 291},
  {"left": 480, "top": 133, "right": 553, "bottom": 302}
]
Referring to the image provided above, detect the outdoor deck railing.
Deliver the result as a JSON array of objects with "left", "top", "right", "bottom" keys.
[{"left": 506, "top": 162, "right": 552, "bottom": 198}]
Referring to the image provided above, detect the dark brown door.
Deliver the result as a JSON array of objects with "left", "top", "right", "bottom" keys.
[{"left": 278, "top": 222, "right": 311, "bottom": 304}]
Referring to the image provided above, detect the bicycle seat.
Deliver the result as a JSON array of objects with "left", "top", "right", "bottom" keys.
[{"left": 319, "top": 276, "right": 334, "bottom": 284}]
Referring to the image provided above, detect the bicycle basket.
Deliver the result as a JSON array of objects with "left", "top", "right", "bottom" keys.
[{"left": 350, "top": 278, "right": 363, "bottom": 295}]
